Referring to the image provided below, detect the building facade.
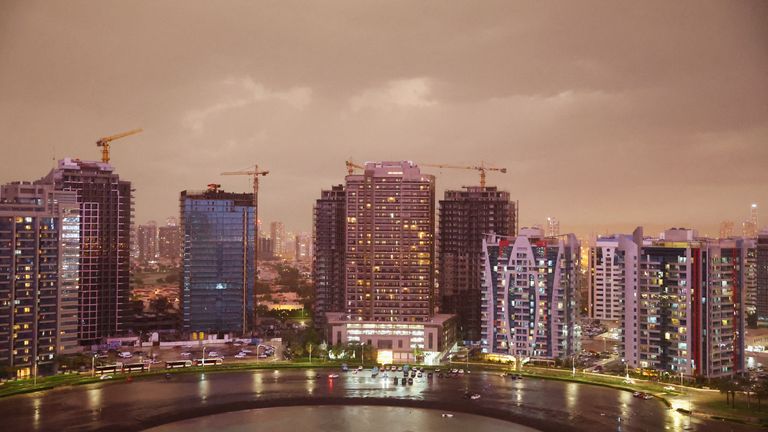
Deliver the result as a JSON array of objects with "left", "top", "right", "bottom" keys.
[
  {"left": 758, "top": 231, "right": 768, "bottom": 321},
  {"left": 326, "top": 161, "right": 454, "bottom": 363},
  {"left": 0, "top": 183, "right": 80, "bottom": 376},
  {"left": 137, "top": 221, "right": 158, "bottom": 265},
  {"left": 618, "top": 228, "right": 747, "bottom": 378},
  {"left": 38, "top": 158, "right": 132, "bottom": 345},
  {"left": 588, "top": 235, "right": 644, "bottom": 322},
  {"left": 158, "top": 218, "right": 182, "bottom": 263},
  {"left": 479, "top": 228, "right": 580, "bottom": 361},
  {"left": 180, "top": 185, "right": 255, "bottom": 334},
  {"left": 345, "top": 161, "right": 435, "bottom": 322},
  {"left": 312, "top": 185, "right": 346, "bottom": 331},
  {"left": 438, "top": 186, "right": 516, "bottom": 341},
  {"left": 270, "top": 221, "right": 286, "bottom": 258}
]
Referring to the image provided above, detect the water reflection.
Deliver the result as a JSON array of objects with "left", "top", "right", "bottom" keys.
[
  {"left": 32, "top": 397, "right": 41, "bottom": 429},
  {"left": 198, "top": 374, "right": 209, "bottom": 402},
  {"left": 565, "top": 382, "right": 579, "bottom": 416},
  {"left": 252, "top": 371, "right": 264, "bottom": 395}
]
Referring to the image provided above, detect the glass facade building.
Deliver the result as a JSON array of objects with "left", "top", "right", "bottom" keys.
[{"left": 181, "top": 186, "right": 255, "bottom": 334}]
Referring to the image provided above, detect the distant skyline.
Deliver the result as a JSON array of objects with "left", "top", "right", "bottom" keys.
[{"left": 1, "top": 1, "right": 766, "bottom": 237}]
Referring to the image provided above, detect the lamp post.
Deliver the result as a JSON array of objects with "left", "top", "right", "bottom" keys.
[
  {"left": 202, "top": 346, "right": 206, "bottom": 370},
  {"left": 572, "top": 354, "right": 576, "bottom": 377},
  {"left": 91, "top": 354, "right": 96, "bottom": 377}
]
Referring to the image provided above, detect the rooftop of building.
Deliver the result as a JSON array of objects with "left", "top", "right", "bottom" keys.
[{"left": 325, "top": 312, "right": 456, "bottom": 326}]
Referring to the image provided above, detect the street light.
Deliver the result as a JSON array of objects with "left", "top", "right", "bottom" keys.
[
  {"left": 91, "top": 354, "right": 97, "bottom": 377},
  {"left": 202, "top": 346, "right": 206, "bottom": 370}
]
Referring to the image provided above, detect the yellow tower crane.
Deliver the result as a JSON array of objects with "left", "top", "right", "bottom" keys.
[
  {"left": 345, "top": 159, "right": 365, "bottom": 175},
  {"left": 96, "top": 128, "right": 143, "bottom": 163},
  {"left": 420, "top": 162, "right": 507, "bottom": 188},
  {"left": 221, "top": 165, "right": 269, "bottom": 335}
]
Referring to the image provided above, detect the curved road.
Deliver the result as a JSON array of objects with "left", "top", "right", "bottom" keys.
[{"left": 0, "top": 369, "right": 760, "bottom": 431}]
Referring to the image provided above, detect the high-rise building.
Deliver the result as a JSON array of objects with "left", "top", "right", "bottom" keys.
[
  {"left": 480, "top": 228, "right": 580, "bottom": 361},
  {"left": 37, "top": 158, "right": 132, "bottom": 344},
  {"left": 137, "top": 221, "right": 158, "bottom": 264},
  {"left": 158, "top": 226, "right": 181, "bottom": 263},
  {"left": 312, "top": 185, "right": 346, "bottom": 331},
  {"left": 438, "top": 186, "right": 517, "bottom": 341},
  {"left": 616, "top": 227, "right": 747, "bottom": 378},
  {"left": 257, "top": 236, "right": 274, "bottom": 260},
  {"left": 326, "top": 161, "right": 455, "bottom": 364},
  {"left": 546, "top": 216, "right": 560, "bottom": 237},
  {"left": 270, "top": 221, "right": 286, "bottom": 258},
  {"left": 719, "top": 221, "right": 735, "bottom": 239},
  {"left": 0, "top": 182, "right": 80, "bottom": 376},
  {"left": 757, "top": 231, "right": 768, "bottom": 321},
  {"left": 743, "top": 204, "right": 759, "bottom": 238},
  {"left": 588, "top": 235, "right": 636, "bottom": 322},
  {"left": 294, "top": 233, "right": 312, "bottom": 263},
  {"left": 180, "top": 185, "right": 255, "bottom": 334}
]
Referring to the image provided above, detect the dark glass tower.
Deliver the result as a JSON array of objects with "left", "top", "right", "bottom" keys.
[
  {"left": 438, "top": 186, "right": 516, "bottom": 341},
  {"left": 312, "top": 185, "right": 345, "bottom": 331},
  {"left": 38, "top": 158, "right": 132, "bottom": 345},
  {"left": 180, "top": 185, "right": 255, "bottom": 334}
]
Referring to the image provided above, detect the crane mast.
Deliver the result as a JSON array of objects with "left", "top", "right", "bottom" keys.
[{"left": 221, "top": 165, "right": 269, "bottom": 335}]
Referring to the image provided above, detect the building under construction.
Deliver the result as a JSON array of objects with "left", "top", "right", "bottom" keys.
[
  {"left": 37, "top": 158, "right": 133, "bottom": 345},
  {"left": 439, "top": 186, "right": 517, "bottom": 341}
]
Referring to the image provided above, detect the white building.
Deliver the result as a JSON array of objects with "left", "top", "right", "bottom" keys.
[{"left": 479, "top": 228, "right": 580, "bottom": 361}]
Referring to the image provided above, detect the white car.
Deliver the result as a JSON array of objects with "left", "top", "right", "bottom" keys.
[
  {"left": 118, "top": 352, "right": 133, "bottom": 359},
  {"left": 99, "top": 375, "right": 113, "bottom": 380},
  {"left": 328, "top": 373, "right": 339, "bottom": 378},
  {"left": 234, "top": 352, "right": 247, "bottom": 359},
  {"left": 240, "top": 349, "right": 253, "bottom": 354},
  {"left": 180, "top": 352, "right": 192, "bottom": 357},
  {"left": 664, "top": 386, "right": 676, "bottom": 391},
  {"left": 208, "top": 352, "right": 220, "bottom": 357}
]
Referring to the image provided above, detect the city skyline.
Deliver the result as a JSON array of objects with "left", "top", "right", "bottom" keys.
[{"left": 1, "top": 1, "right": 766, "bottom": 237}]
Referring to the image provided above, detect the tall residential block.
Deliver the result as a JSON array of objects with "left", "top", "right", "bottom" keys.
[
  {"left": 137, "top": 221, "right": 158, "bottom": 264},
  {"left": 617, "top": 227, "right": 747, "bottom": 378},
  {"left": 326, "top": 161, "right": 455, "bottom": 364},
  {"left": 180, "top": 185, "right": 255, "bottom": 334},
  {"left": 312, "top": 185, "right": 345, "bottom": 330},
  {"left": 588, "top": 235, "right": 648, "bottom": 322},
  {"left": 270, "top": 221, "right": 286, "bottom": 258},
  {"left": 758, "top": 231, "right": 768, "bottom": 321},
  {"left": 480, "top": 228, "right": 580, "bottom": 361},
  {"left": 38, "top": 158, "right": 132, "bottom": 344},
  {"left": 158, "top": 219, "right": 182, "bottom": 263},
  {"left": 0, "top": 183, "right": 80, "bottom": 376},
  {"left": 438, "top": 186, "right": 517, "bottom": 341}
]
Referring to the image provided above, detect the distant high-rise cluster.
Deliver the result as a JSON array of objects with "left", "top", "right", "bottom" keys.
[
  {"left": 546, "top": 216, "right": 560, "bottom": 237},
  {"left": 743, "top": 204, "right": 759, "bottom": 238}
]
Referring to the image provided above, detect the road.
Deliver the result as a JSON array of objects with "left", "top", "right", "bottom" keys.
[{"left": 0, "top": 368, "right": 761, "bottom": 431}]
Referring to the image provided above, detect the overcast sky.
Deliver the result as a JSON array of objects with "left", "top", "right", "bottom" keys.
[{"left": 1, "top": 0, "right": 766, "bottom": 237}]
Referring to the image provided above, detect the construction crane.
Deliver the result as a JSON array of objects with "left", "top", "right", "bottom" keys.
[
  {"left": 421, "top": 162, "right": 507, "bottom": 188},
  {"left": 96, "top": 128, "right": 143, "bottom": 163},
  {"left": 221, "top": 165, "right": 269, "bottom": 336},
  {"left": 345, "top": 159, "right": 365, "bottom": 175}
]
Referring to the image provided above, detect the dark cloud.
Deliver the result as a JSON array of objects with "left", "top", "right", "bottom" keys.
[{"left": 0, "top": 0, "right": 766, "bottom": 236}]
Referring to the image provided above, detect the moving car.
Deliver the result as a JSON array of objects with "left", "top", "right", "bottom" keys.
[{"left": 328, "top": 373, "right": 340, "bottom": 379}]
